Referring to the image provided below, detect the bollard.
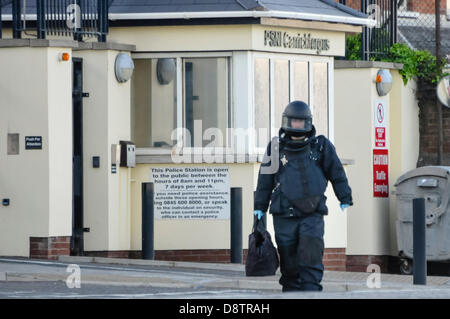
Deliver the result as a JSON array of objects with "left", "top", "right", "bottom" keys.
[
  {"left": 142, "top": 182, "right": 154, "bottom": 260},
  {"left": 230, "top": 187, "right": 243, "bottom": 264},
  {"left": 413, "top": 197, "right": 426, "bottom": 285}
]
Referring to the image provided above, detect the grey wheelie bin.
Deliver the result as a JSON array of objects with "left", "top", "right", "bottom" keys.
[{"left": 394, "top": 166, "right": 450, "bottom": 275}]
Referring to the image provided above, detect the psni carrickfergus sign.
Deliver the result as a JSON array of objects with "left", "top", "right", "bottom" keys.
[
  {"left": 264, "top": 30, "right": 331, "bottom": 54},
  {"left": 150, "top": 167, "right": 230, "bottom": 220}
]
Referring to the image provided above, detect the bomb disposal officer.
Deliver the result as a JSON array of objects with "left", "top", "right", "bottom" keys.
[{"left": 254, "top": 101, "right": 353, "bottom": 292}]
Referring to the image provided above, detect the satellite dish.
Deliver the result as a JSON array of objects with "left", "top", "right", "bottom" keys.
[{"left": 436, "top": 75, "right": 450, "bottom": 108}]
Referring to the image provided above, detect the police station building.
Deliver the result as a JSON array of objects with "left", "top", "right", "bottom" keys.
[{"left": 0, "top": 1, "right": 382, "bottom": 271}]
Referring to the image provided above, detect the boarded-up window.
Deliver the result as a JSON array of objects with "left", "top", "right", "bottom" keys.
[
  {"left": 312, "top": 62, "right": 329, "bottom": 137},
  {"left": 293, "top": 61, "right": 309, "bottom": 104},
  {"left": 254, "top": 58, "right": 270, "bottom": 148},
  {"left": 273, "top": 60, "right": 290, "bottom": 134}
]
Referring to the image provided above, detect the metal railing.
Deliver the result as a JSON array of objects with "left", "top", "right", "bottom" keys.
[
  {"left": 339, "top": 0, "right": 398, "bottom": 60},
  {"left": 339, "top": 0, "right": 449, "bottom": 63},
  {"left": 0, "top": 0, "right": 109, "bottom": 42}
]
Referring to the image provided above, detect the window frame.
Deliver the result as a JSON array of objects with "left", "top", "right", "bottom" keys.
[{"left": 131, "top": 51, "right": 233, "bottom": 155}]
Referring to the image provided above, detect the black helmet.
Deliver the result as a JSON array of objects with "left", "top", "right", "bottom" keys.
[{"left": 281, "top": 101, "right": 313, "bottom": 136}]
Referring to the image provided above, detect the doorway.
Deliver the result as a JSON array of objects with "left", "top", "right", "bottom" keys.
[{"left": 72, "top": 57, "right": 85, "bottom": 256}]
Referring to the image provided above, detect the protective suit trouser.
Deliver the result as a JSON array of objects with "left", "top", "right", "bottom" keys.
[{"left": 273, "top": 212, "right": 325, "bottom": 292}]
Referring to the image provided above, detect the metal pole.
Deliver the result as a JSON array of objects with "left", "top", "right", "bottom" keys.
[
  {"left": 0, "top": 3, "right": 3, "bottom": 39},
  {"left": 413, "top": 198, "right": 426, "bottom": 285},
  {"left": 12, "top": 0, "right": 21, "bottom": 39},
  {"left": 142, "top": 182, "right": 154, "bottom": 260},
  {"left": 230, "top": 187, "right": 243, "bottom": 264},
  {"left": 361, "top": 0, "right": 368, "bottom": 60},
  {"left": 97, "top": 0, "right": 107, "bottom": 42}
]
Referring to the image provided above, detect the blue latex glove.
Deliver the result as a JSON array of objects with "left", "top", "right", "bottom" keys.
[
  {"left": 340, "top": 203, "right": 350, "bottom": 212},
  {"left": 254, "top": 210, "right": 264, "bottom": 220}
]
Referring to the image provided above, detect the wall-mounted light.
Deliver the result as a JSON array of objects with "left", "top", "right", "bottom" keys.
[
  {"left": 58, "top": 52, "right": 70, "bottom": 62},
  {"left": 115, "top": 53, "right": 135, "bottom": 83},
  {"left": 375, "top": 69, "right": 393, "bottom": 96},
  {"left": 156, "top": 58, "right": 176, "bottom": 85}
]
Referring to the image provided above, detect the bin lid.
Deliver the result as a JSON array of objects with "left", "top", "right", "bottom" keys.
[{"left": 394, "top": 166, "right": 450, "bottom": 187}]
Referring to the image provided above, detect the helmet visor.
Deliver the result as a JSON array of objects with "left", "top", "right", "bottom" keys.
[{"left": 281, "top": 116, "right": 312, "bottom": 133}]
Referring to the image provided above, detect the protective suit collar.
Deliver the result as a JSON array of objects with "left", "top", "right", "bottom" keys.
[{"left": 278, "top": 125, "right": 317, "bottom": 152}]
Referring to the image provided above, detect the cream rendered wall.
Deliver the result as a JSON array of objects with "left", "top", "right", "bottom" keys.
[
  {"left": 47, "top": 47, "right": 74, "bottom": 237},
  {"left": 334, "top": 67, "right": 390, "bottom": 256},
  {"left": 72, "top": 49, "right": 132, "bottom": 252},
  {"left": 334, "top": 66, "right": 419, "bottom": 257},
  {"left": 0, "top": 46, "right": 72, "bottom": 256},
  {"left": 107, "top": 50, "right": 132, "bottom": 251},
  {"left": 73, "top": 50, "right": 109, "bottom": 251},
  {"left": 109, "top": 25, "right": 253, "bottom": 52}
]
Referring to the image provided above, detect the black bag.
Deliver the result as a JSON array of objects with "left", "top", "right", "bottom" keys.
[{"left": 245, "top": 216, "right": 279, "bottom": 276}]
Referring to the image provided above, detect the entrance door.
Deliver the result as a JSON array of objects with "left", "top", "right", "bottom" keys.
[{"left": 72, "top": 58, "right": 85, "bottom": 256}]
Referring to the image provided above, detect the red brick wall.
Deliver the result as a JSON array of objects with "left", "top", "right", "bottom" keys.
[
  {"left": 85, "top": 249, "right": 249, "bottom": 263},
  {"left": 417, "top": 94, "right": 450, "bottom": 166},
  {"left": 323, "top": 248, "right": 347, "bottom": 271},
  {"left": 407, "top": 0, "right": 447, "bottom": 15},
  {"left": 29, "top": 236, "right": 71, "bottom": 260},
  {"left": 346, "top": 255, "right": 389, "bottom": 273},
  {"left": 335, "top": 0, "right": 360, "bottom": 11},
  {"left": 343, "top": 0, "right": 361, "bottom": 11}
]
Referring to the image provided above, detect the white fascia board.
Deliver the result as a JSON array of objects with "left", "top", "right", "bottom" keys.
[
  {"left": 1, "top": 10, "right": 376, "bottom": 27},
  {"left": 108, "top": 10, "right": 376, "bottom": 27}
]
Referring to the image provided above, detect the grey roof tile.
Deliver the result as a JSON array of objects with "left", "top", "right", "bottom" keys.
[
  {"left": 0, "top": 1, "right": 368, "bottom": 21},
  {"left": 109, "top": 0, "right": 367, "bottom": 19}
]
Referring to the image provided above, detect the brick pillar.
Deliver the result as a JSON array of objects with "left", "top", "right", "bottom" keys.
[
  {"left": 407, "top": 0, "right": 447, "bottom": 14},
  {"left": 323, "top": 248, "right": 347, "bottom": 271},
  {"left": 30, "top": 236, "right": 71, "bottom": 260},
  {"left": 417, "top": 85, "right": 450, "bottom": 167}
]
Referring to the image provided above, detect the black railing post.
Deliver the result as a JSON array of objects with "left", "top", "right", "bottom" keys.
[
  {"left": 0, "top": 3, "right": 3, "bottom": 39},
  {"left": 97, "top": 0, "right": 107, "bottom": 42},
  {"left": 230, "top": 187, "right": 243, "bottom": 264},
  {"left": 389, "top": 0, "right": 395, "bottom": 46},
  {"left": 142, "top": 182, "right": 155, "bottom": 260},
  {"left": 36, "top": 0, "right": 46, "bottom": 39},
  {"left": 413, "top": 198, "right": 427, "bottom": 285},
  {"left": 12, "top": 0, "right": 21, "bottom": 39},
  {"left": 73, "top": 0, "right": 82, "bottom": 41},
  {"left": 360, "top": 0, "right": 367, "bottom": 60}
]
